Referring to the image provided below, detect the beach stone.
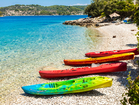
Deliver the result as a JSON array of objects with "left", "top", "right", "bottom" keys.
[
  {"left": 113, "top": 36, "right": 116, "bottom": 38},
  {"left": 77, "top": 18, "right": 84, "bottom": 22},
  {"left": 115, "top": 23, "right": 120, "bottom": 25},
  {"left": 131, "top": 29, "right": 135, "bottom": 31},
  {"left": 86, "top": 23, "right": 93, "bottom": 27}
]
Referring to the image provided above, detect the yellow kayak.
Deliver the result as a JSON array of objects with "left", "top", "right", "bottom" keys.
[{"left": 64, "top": 52, "right": 134, "bottom": 66}]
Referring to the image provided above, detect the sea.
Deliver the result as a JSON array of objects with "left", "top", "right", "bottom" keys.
[{"left": 0, "top": 15, "right": 102, "bottom": 103}]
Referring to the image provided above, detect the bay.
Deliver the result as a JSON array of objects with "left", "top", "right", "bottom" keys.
[{"left": 0, "top": 15, "right": 102, "bottom": 103}]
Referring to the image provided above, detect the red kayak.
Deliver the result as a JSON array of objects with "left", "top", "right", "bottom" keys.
[
  {"left": 39, "top": 62, "right": 127, "bottom": 78},
  {"left": 85, "top": 48, "right": 139, "bottom": 57}
]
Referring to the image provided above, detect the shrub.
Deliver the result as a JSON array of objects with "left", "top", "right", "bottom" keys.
[
  {"left": 15, "top": 9, "right": 19, "bottom": 12},
  {"left": 40, "top": 10, "right": 52, "bottom": 15},
  {"left": 134, "top": 7, "right": 139, "bottom": 26},
  {"left": 120, "top": 71, "right": 139, "bottom": 105},
  {"left": 0, "top": 11, "right": 3, "bottom": 16},
  {"left": 101, "top": 12, "right": 106, "bottom": 17},
  {"left": 134, "top": 7, "right": 139, "bottom": 49}
]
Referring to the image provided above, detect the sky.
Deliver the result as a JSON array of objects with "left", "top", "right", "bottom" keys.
[{"left": 0, "top": 0, "right": 91, "bottom": 7}]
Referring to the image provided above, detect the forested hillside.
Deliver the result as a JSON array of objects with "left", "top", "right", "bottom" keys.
[{"left": 0, "top": 4, "right": 87, "bottom": 16}]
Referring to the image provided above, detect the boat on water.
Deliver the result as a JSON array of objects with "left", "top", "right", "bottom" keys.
[
  {"left": 64, "top": 52, "right": 134, "bottom": 66},
  {"left": 85, "top": 48, "right": 139, "bottom": 57},
  {"left": 39, "top": 62, "right": 127, "bottom": 78},
  {"left": 22, "top": 76, "right": 112, "bottom": 95}
]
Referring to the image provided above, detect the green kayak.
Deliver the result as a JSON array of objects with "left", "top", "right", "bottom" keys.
[{"left": 22, "top": 76, "right": 112, "bottom": 95}]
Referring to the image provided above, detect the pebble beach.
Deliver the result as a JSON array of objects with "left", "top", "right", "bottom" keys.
[{"left": 2, "top": 23, "right": 139, "bottom": 105}]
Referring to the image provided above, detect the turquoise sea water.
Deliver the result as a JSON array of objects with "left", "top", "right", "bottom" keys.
[{"left": 0, "top": 15, "right": 102, "bottom": 102}]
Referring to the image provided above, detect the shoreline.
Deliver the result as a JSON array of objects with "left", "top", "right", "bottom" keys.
[
  {"left": 1, "top": 15, "right": 87, "bottom": 17},
  {"left": 2, "top": 23, "right": 139, "bottom": 105}
]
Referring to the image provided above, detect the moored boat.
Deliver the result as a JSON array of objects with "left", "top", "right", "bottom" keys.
[
  {"left": 64, "top": 52, "right": 134, "bottom": 66},
  {"left": 39, "top": 62, "right": 127, "bottom": 78},
  {"left": 85, "top": 48, "right": 139, "bottom": 57},
  {"left": 22, "top": 76, "right": 112, "bottom": 95}
]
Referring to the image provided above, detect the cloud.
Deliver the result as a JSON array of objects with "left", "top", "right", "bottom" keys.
[{"left": 72, "top": 3, "right": 88, "bottom": 6}]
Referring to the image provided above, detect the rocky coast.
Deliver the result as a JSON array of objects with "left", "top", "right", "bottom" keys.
[
  {"left": 63, "top": 16, "right": 115, "bottom": 27},
  {"left": 3, "top": 18, "right": 139, "bottom": 105}
]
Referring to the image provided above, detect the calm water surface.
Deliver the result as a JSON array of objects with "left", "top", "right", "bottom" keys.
[{"left": 0, "top": 15, "right": 102, "bottom": 102}]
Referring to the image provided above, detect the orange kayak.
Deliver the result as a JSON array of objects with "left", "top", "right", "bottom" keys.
[{"left": 64, "top": 52, "right": 134, "bottom": 66}]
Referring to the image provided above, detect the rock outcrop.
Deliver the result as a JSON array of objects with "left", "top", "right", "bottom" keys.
[{"left": 63, "top": 16, "right": 112, "bottom": 27}]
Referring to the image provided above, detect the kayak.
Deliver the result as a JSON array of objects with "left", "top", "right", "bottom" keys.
[
  {"left": 22, "top": 76, "right": 112, "bottom": 95},
  {"left": 39, "top": 62, "right": 127, "bottom": 78},
  {"left": 64, "top": 52, "right": 134, "bottom": 66},
  {"left": 85, "top": 48, "right": 139, "bottom": 57}
]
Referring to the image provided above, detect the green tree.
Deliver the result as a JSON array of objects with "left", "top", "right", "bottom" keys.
[
  {"left": 116, "top": 1, "right": 135, "bottom": 18},
  {"left": 104, "top": 0, "right": 118, "bottom": 17},
  {"left": 84, "top": 2, "right": 105, "bottom": 17},
  {"left": 40, "top": 10, "right": 52, "bottom": 15},
  {"left": 0, "top": 11, "right": 3, "bottom": 16},
  {"left": 35, "top": 11, "right": 39, "bottom": 15},
  {"left": 15, "top": 9, "right": 19, "bottom": 12},
  {"left": 85, "top": 0, "right": 136, "bottom": 18},
  {"left": 134, "top": 7, "right": 139, "bottom": 26},
  {"left": 134, "top": 7, "right": 139, "bottom": 49}
]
